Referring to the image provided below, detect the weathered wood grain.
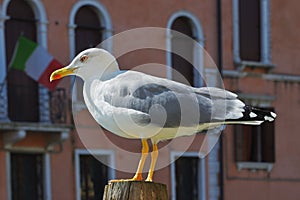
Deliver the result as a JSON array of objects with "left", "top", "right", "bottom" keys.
[{"left": 103, "top": 181, "right": 168, "bottom": 200}]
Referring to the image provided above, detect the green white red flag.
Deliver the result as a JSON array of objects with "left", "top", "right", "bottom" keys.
[{"left": 9, "top": 36, "right": 62, "bottom": 90}]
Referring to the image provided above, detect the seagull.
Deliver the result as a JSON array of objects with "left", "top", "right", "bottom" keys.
[{"left": 50, "top": 48, "right": 276, "bottom": 182}]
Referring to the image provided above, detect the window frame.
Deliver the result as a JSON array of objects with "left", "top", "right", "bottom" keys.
[
  {"left": 170, "top": 151, "right": 206, "bottom": 200},
  {"left": 234, "top": 93, "right": 276, "bottom": 172},
  {"left": 0, "top": 0, "right": 50, "bottom": 123},
  {"left": 6, "top": 152, "right": 52, "bottom": 200},
  {"left": 74, "top": 149, "right": 115, "bottom": 200},
  {"left": 68, "top": 1, "right": 112, "bottom": 112},
  {"left": 233, "top": 0, "right": 273, "bottom": 69},
  {"left": 166, "top": 11, "right": 204, "bottom": 88},
  {"left": 235, "top": 121, "right": 275, "bottom": 172}
]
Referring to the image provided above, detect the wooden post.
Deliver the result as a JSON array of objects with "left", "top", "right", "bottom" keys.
[{"left": 103, "top": 181, "right": 168, "bottom": 200}]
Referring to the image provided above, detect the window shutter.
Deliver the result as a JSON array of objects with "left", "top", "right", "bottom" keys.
[
  {"left": 234, "top": 107, "right": 275, "bottom": 163},
  {"left": 11, "top": 153, "right": 44, "bottom": 200},
  {"left": 175, "top": 157, "right": 199, "bottom": 200},
  {"left": 239, "top": 0, "right": 261, "bottom": 61},
  {"left": 75, "top": 6, "right": 103, "bottom": 102},
  {"left": 5, "top": 0, "right": 39, "bottom": 122},
  {"left": 171, "top": 17, "right": 195, "bottom": 86}
]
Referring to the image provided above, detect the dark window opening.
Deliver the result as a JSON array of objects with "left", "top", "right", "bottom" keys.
[
  {"left": 79, "top": 155, "right": 109, "bottom": 200},
  {"left": 5, "top": 0, "right": 39, "bottom": 122},
  {"left": 235, "top": 107, "right": 275, "bottom": 163},
  {"left": 239, "top": 0, "right": 261, "bottom": 61},
  {"left": 171, "top": 17, "right": 195, "bottom": 86},
  {"left": 75, "top": 6, "right": 104, "bottom": 53},
  {"left": 175, "top": 156, "right": 199, "bottom": 200},
  {"left": 75, "top": 6, "right": 103, "bottom": 102},
  {"left": 11, "top": 153, "right": 44, "bottom": 200}
]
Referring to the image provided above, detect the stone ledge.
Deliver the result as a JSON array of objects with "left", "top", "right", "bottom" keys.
[
  {"left": 236, "top": 162, "right": 274, "bottom": 172},
  {"left": 0, "top": 122, "right": 72, "bottom": 152}
]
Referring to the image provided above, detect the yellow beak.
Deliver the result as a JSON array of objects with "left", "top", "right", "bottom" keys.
[{"left": 50, "top": 66, "right": 78, "bottom": 82}]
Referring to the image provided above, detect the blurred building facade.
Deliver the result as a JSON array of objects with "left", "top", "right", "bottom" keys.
[{"left": 0, "top": 0, "right": 299, "bottom": 200}]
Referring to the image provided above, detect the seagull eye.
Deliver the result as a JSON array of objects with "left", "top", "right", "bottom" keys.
[{"left": 80, "top": 55, "right": 88, "bottom": 63}]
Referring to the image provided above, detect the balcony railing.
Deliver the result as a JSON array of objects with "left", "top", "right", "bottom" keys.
[
  {"left": 1, "top": 85, "right": 68, "bottom": 124},
  {"left": 0, "top": 88, "right": 70, "bottom": 152}
]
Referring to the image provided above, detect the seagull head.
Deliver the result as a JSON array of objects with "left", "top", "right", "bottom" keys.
[{"left": 50, "top": 48, "right": 119, "bottom": 82}]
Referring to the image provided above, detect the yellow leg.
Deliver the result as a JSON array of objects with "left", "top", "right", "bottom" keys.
[
  {"left": 145, "top": 143, "right": 158, "bottom": 182},
  {"left": 109, "top": 140, "right": 149, "bottom": 183},
  {"left": 131, "top": 139, "right": 149, "bottom": 181}
]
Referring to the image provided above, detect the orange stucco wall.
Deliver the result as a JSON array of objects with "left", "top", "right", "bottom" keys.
[
  {"left": 1, "top": 0, "right": 300, "bottom": 199},
  {"left": 222, "top": 0, "right": 300, "bottom": 199}
]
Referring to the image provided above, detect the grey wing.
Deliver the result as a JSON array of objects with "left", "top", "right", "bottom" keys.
[
  {"left": 195, "top": 87, "right": 245, "bottom": 120},
  {"left": 102, "top": 73, "right": 214, "bottom": 128},
  {"left": 131, "top": 83, "right": 214, "bottom": 127}
]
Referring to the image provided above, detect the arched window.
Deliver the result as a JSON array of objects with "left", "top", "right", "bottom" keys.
[
  {"left": 5, "top": 0, "right": 39, "bottom": 122},
  {"left": 0, "top": 0, "right": 49, "bottom": 123},
  {"left": 69, "top": 1, "right": 112, "bottom": 106},
  {"left": 171, "top": 17, "right": 195, "bottom": 86},
  {"left": 75, "top": 6, "right": 104, "bottom": 53},
  {"left": 69, "top": 0, "right": 112, "bottom": 58},
  {"left": 75, "top": 5, "right": 104, "bottom": 102},
  {"left": 167, "top": 12, "right": 204, "bottom": 88}
]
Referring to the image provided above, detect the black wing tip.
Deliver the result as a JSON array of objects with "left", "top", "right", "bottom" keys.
[
  {"left": 227, "top": 106, "right": 277, "bottom": 123},
  {"left": 242, "top": 106, "right": 276, "bottom": 122}
]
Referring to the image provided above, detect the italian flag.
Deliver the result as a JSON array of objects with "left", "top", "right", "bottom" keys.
[{"left": 9, "top": 36, "right": 62, "bottom": 90}]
